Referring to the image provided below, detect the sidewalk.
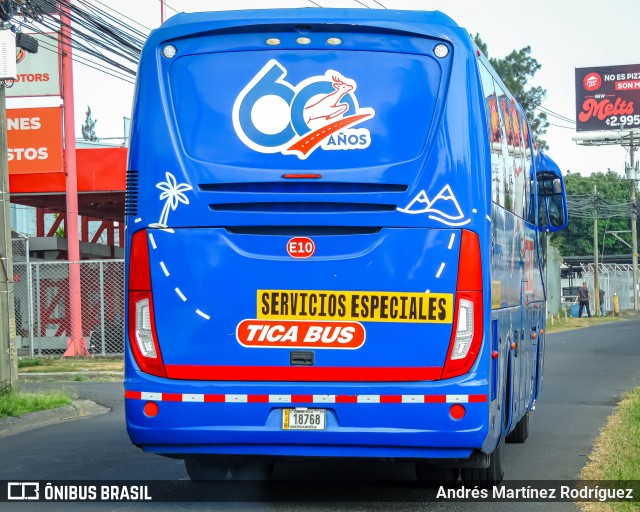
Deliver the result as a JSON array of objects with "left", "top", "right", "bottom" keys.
[{"left": 0, "top": 398, "right": 110, "bottom": 438}]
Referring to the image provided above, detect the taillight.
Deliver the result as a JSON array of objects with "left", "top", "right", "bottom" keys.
[
  {"left": 450, "top": 298, "right": 474, "bottom": 359},
  {"left": 441, "top": 230, "right": 483, "bottom": 379},
  {"left": 128, "top": 230, "right": 166, "bottom": 378},
  {"left": 135, "top": 298, "right": 156, "bottom": 357}
]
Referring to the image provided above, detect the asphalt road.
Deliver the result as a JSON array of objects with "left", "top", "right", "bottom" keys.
[{"left": 2, "top": 318, "right": 640, "bottom": 511}]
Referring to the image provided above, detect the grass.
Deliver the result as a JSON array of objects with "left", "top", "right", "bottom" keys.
[
  {"left": 0, "top": 389, "right": 72, "bottom": 418},
  {"left": 18, "top": 356, "right": 124, "bottom": 373},
  {"left": 18, "top": 358, "right": 54, "bottom": 368},
  {"left": 580, "top": 388, "right": 640, "bottom": 512}
]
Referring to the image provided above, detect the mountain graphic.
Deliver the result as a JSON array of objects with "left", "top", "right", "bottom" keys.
[{"left": 397, "top": 185, "right": 465, "bottom": 220}]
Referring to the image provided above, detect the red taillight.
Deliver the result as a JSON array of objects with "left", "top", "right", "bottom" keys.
[
  {"left": 128, "top": 230, "right": 166, "bottom": 378},
  {"left": 441, "top": 230, "right": 483, "bottom": 380}
]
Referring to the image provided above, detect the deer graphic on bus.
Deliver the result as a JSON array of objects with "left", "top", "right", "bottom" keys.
[{"left": 304, "top": 75, "right": 355, "bottom": 123}]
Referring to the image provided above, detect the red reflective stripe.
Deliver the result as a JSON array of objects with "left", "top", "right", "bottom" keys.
[
  {"left": 379, "top": 395, "right": 403, "bottom": 403},
  {"left": 291, "top": 395, "right": 314, "bottom": 403},
  {"left": 164, "top": 365, "right": 442, "bottom": 382},
  {"left": 247, "top": 395, "right": 269, "bottom": 403},
  {"left": 424, "top": 395, "right": 447, "bottom": 403},
  {"left": 124, "top": 392, "right": 487, "bottom": 403},
  {"left": 335, "top": 395, "right": 357, "bottom": 403},
  {"left": 204, "top": 394, "right": 225, "bottom": 403}
]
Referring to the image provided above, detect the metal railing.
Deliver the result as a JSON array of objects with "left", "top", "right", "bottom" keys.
[
  {"left": 581, "top": 263, "right": 638, "bottom": 313},
  {"left": 13, "top": 235, "right": 125, "bottom": 357}
]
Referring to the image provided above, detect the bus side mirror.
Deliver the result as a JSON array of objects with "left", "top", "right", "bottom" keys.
[{"left": 537, "top": 175, "right": 568, "bottom": 233}]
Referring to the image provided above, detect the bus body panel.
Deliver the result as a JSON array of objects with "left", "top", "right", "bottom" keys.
[
  {"left": 146, "top": 227, "right": 459, "bottom": 372},
  {"left": 124, "top": 8, "right": 553, "bottom": 466}
]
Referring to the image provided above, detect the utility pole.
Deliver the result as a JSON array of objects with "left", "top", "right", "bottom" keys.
[
  {"left": 631, "top": 133, "right": 639, "bottom": 311},
  {"left": 0, "top": 82, "right": 17, "bottom": 390},
  {"left": 593, "top": 184, "right": 600, "bottom": 316},
  {"left": 60, "top": 1, "right": 87, "bottom": 356}
]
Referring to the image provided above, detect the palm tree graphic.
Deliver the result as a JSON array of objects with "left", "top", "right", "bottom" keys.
[{"left": 156, "top": 172, "right": 192, "bottom": 226}]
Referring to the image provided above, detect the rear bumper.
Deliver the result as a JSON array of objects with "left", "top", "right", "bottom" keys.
[{"left": 125, "top": 369, "right": 492, "bottom": 461}]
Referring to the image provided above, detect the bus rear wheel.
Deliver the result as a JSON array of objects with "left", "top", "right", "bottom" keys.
[
  {"left": 460, "top": 438, "right": 504, "bottom": 485},
  {"left": 184, "top": 456, "right": 230, "bottom": 481},
  {"left": 506, "top": 412, "right": 529, "bottom": 443}
]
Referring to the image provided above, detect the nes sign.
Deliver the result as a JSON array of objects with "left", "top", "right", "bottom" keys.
[{"left": 575, "top": 64, "right": 640, "bottom": 132}]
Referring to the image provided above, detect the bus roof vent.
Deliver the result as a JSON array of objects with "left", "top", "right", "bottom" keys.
[{"left": 125, "top": 169, "right": 139, "bottom": 217}]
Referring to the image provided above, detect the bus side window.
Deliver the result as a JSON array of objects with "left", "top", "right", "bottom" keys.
[
  {"left": 496, "top": 89, "right": 514, "bottom": 214},
  {"left": 477, "top": 63, "right": 503, "bottom": 208},
  {"left": 522, "top": 118, "right": 536, "bottom": 224}
]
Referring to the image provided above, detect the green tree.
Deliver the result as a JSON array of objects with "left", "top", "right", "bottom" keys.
[
  {"left": 473, "top": 34, "right": 549, "bottom": 150},
  {"left": 81, "top": 106, "right": 98, "bottom": 142},
  {"left": 551, "top": 170, "right": 637, "bottom": 257}
]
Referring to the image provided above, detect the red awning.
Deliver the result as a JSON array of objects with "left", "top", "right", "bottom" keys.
[{"left": 9, "top": 147, "right": 127, "bottom": 221}]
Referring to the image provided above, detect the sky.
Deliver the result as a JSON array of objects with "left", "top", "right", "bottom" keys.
[{"left": 9, "top": 0, "right": 640, "bottom": 176}]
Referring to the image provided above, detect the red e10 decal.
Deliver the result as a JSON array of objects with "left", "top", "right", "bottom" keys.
[{"left": 287, "top": 237, "right": 315, "bottom": 258}]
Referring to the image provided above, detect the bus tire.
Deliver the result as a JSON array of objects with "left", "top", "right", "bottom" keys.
[
  {"left": 460, "top": 437, "right": 504, "bottom": 485},
  {"left": 415, "top": 464, "right": 459, "bottom": 487},
  {"left": 506, "top": 412, "right": 529, "bottom": 443},
  {"left": 184, "top": 456, "right": 230, "bottom": 481}
]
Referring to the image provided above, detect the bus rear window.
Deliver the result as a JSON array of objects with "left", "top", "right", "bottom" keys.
[{"left": 168, "top": 50, "right": 442, "bottom": 168}]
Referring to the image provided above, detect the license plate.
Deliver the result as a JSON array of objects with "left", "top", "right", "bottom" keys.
[{"left": 282, "top": 408, "right": 326, "bottom": 430}]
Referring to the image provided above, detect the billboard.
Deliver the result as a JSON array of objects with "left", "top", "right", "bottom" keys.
[
  {"left": 7, "top": 107, "right": 64, "bottom": 174},
  {"left": 6, "top": 33, "right": 61, "bottom": 97},
  {"left": 575, "top": 64, "right": 640, "bottom": 132}
]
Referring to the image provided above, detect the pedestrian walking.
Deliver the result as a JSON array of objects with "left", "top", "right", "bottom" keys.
[
  {"left": 577, "top": 281, "right": 591, "bottom": 318},
  {"left": 599, "top": 288, "right": 605, "bottom": 317}
]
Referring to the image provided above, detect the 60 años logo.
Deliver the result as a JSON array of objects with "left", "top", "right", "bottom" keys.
[{"left": 232, "top": 59, "right": 375, "bottom": 159}]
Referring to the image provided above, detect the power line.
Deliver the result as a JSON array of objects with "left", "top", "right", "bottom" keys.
[
  {"left": 163, "top": 1, "right": 180, "bottom": 16},
  {"left": 537, "top": 105, "right": 575, "bottom": 125}
]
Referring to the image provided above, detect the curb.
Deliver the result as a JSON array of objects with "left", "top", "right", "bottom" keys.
[
  {"left": 18, "top": 371, "right": 124, "bottom": 381},
  {"left": 0, "top": 399, "right": 110, "bottom": 438}
]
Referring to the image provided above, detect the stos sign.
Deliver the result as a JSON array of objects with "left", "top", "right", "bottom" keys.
[
  {"left": 575, "top": 64, "right": 640, "bottom": 131},
  {"left": 232, "top": 60, "right": 375, "bottom": 159}
]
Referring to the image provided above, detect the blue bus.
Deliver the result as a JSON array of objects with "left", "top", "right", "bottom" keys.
[{"left": 125, "top": 8, "right": 568, "bottom": 484}]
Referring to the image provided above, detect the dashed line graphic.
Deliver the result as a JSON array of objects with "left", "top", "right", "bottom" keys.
[
  {"left": 448, "top": 233, "right": 456, "bottom": 250},
  {"left": 159, "top": 261, "right": 170, "bottom": 277},
  {"left": 175, "top": 288, "right": 187, "bottom": 302},
  {"left": 435, "top": 262, "right": 445, "bottom": 279},
  {"left": 196, "top": 309, "right": 211, "bottom": 320},
  {"left": 148, "top": 233, "right": 157, "bottom": 249}
]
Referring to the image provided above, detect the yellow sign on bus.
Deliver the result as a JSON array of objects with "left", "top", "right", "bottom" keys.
[{"left": 257, "top": 290, "right": 453, "bottom": 323}]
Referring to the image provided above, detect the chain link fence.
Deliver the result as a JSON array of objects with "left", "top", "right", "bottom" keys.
[
  {"left": 581, "top": 263, "right": 638, "bottom": 313},
  {"left": 13, "top": 234, "right": 125, "bottom": 357}
]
